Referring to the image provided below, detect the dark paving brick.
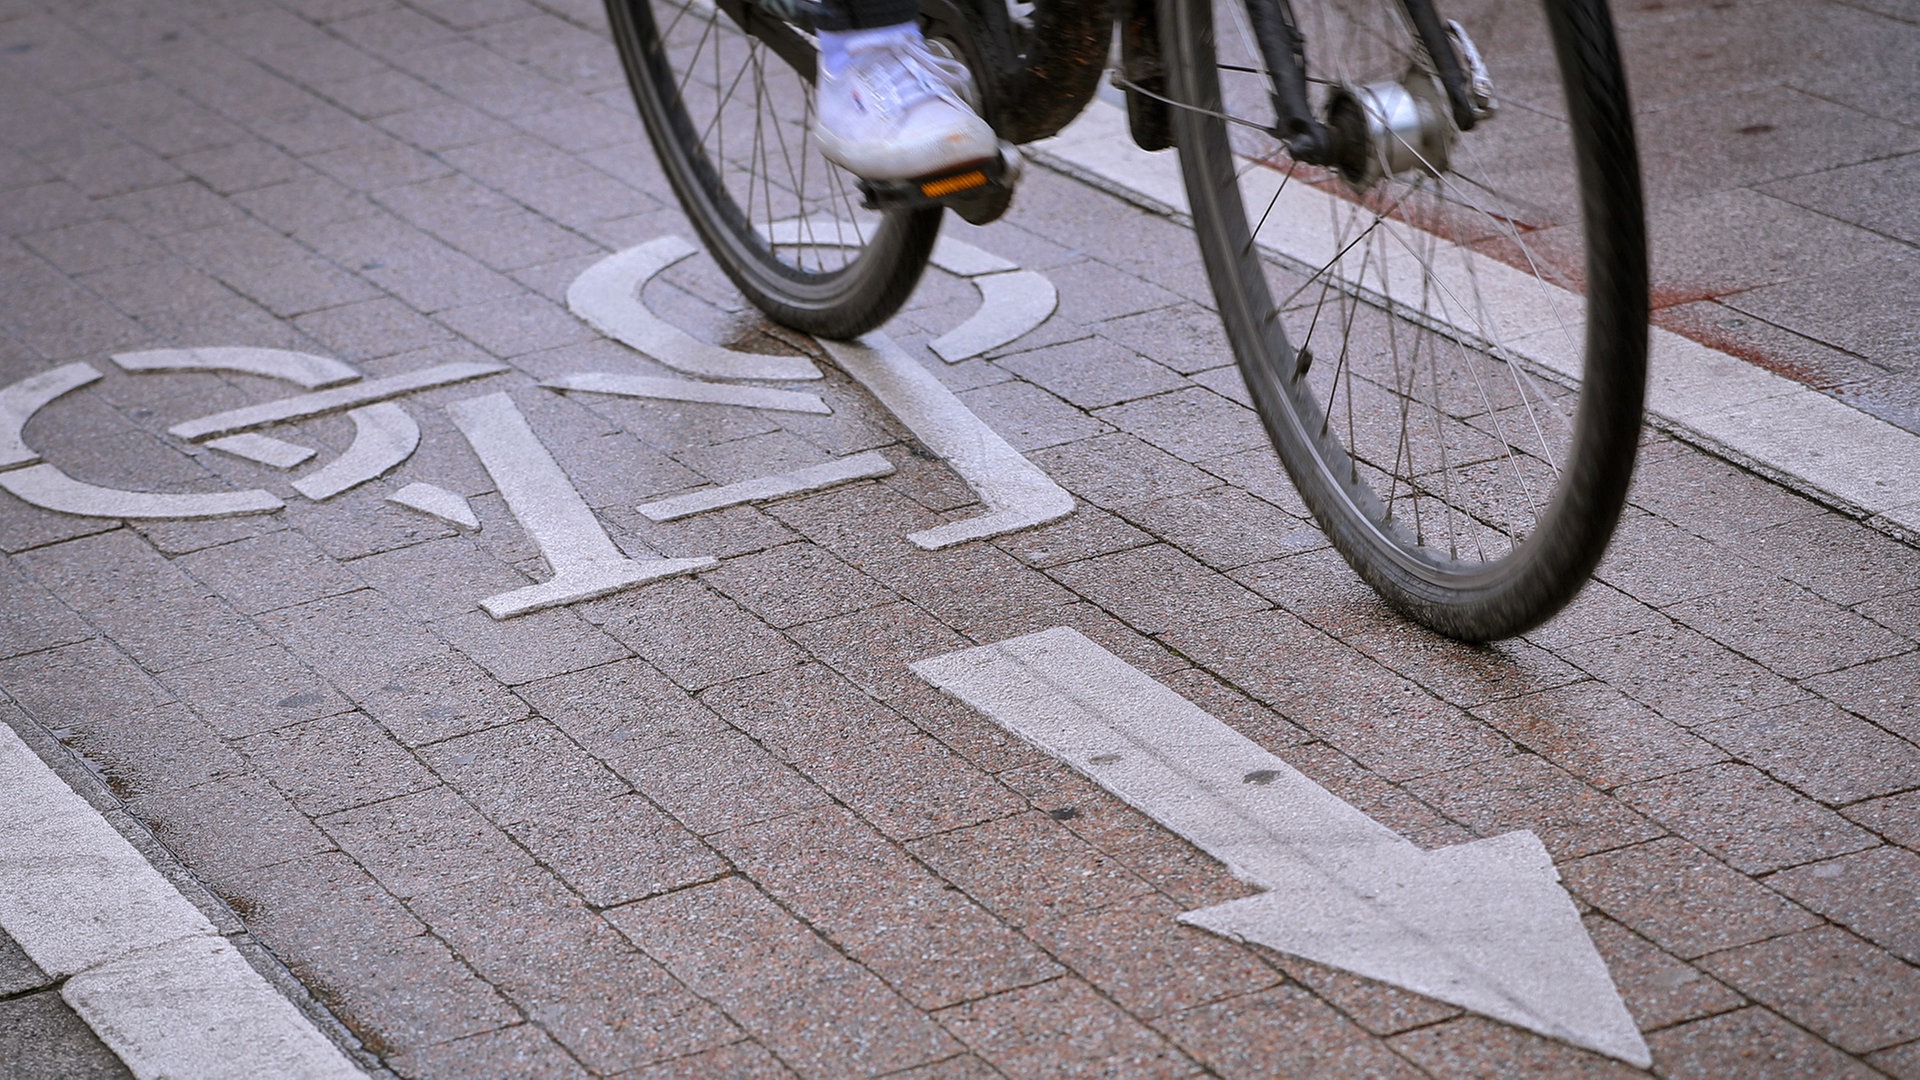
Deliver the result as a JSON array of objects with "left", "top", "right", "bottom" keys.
[
  {"left": 1648, "top": 1005, "right": 1881, "bottom": 1080},
  {"left": 1470, "top": 680, "right": 1726, "bottom": 789},
  {"left": 1666, "top": 579, "right": 1912, "bottom": 681},
  {"left": 1049, "top": 543, "right": 1269, "bottom": 636},
  {"left": 620, "top": 1040, "right": 796, "bottom": 1079},
  {"left": 0, "top": 990, "right": 133, "bottom": 1080},
  {"left": 1562, "top": 837, "right": 1820, "bottom": 959},
  {"left": 1390, "top": 1014, "right": 1642, "bottom": 1079},
  {"left": 0, "top": 556, "right": 91, "bottom": 660},
  {"left": 699, "top": 541, "right": 899, "bottom": 630},
  {"left": 1616, "top": 762, "right": 1879, "bottom": 874},
  {"left": 133, "top": 770, "right": 333, "bottom": 884},
  {"left": 607, "top": 876, "right": 956, "bottom": 1078},
  {"left": 579, "top": 579, "right": 802, "bottom": 692},
  {"left": 385, "top": 1023, "right": 590, "bottom": 1080},
  {"left": 908, "top": 810, "right": 1155, "bottom": 928},
  {"left": 1770, "top": 846, "right": 1920, "bottom": 965},
  {"left": 239, "top": 710, "right": 437, "bottom": 816},
  {"left": 1583, "top": 914, "right": 1744, "bottom": 1033},
  {"left": 1404, "top": 752, "right": 1664, "bottom": 860},
  {"left": 1700, "top": 925, "right": 1920, "bottom": 1054},
  {"left": 1111, "top": 485, "right": 1309, "bottom": 573},
  {"left": 1695, "top": 699, "right": 1920, "bottom": 806},
  {"left": 1805, "top": 650, "right": 1920, "bottom": 744},
  {"left": 1156, "top": 983, "right": 1426, "bottom": 1079},
  {"left": 1843, "top": 790, "right": 1920, "bottom": 852},
  {"left": 714, "top": 802, "right": 1060, "bottom": 1010},
  {"left": 1559, "top": 620, "right": 1807, "bottom": 726},
  {"left": 1027, "top": 892, "right": 1280, "bottom": 1018},
  {"left": 935, "top": 976, "right": 1195, "bottom": 1079}
]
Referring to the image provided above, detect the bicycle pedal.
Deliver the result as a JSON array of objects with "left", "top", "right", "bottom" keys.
[{"left": 858, "top": 143, "right": 1022, "bottom": 225}]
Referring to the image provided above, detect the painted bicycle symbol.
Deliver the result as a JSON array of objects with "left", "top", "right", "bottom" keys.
[{"left": 0, "top": 233, "right": 1071, "bottom": 618}]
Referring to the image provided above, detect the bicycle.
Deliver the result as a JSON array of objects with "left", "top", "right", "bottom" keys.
[{"left": 603, "top": 0, "right": 1649, "bottom": 642}]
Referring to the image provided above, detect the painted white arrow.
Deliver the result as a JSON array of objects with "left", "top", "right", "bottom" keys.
[{"left": 911, "top": 627, "right": 1650, "bottom": 1067}]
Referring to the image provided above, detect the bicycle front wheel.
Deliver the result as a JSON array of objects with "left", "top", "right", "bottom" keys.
[
  {"left": 1162, "top": 0, "right": 1648, "bottom": 641},
  {"left": 606, "top": 0, "right": 942, "bottom": 339}
]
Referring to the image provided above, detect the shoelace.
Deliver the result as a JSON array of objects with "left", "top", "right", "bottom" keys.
[{"left": 844, "top": 37, "right": 971, "bottom": 112}]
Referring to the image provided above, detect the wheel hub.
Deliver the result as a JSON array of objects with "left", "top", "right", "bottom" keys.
[{"left": 1325, "top": 72, "right": 1455, "bottom": 190}]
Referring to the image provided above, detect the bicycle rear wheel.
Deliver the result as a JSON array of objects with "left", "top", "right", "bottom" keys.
[
  {"left": 606, "top": 0, "right": 942, "bottom": 339},
  {"left": 1161, "top": 0, "right": 1648, "bottom": 641}
]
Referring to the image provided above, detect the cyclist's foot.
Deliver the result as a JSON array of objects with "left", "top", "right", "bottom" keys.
[{"left": 813, "top": 24, "right": 997, "bottom": 182}]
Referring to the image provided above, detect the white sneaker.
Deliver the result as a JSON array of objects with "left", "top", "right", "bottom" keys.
[{"left": 813, "top": 31, "right": 997, "bottom": 182}]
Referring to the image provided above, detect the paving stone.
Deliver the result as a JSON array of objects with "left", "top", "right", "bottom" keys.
[
  {"left": 620, "top": 1040, "right": 795, "bottom": 1080},
  {"left": 951, "top": 379, "right": 1110, "bottom": 453},
  {"left": 995, "top": 334, "right": 1189, "bottom": 410},
  {"left": 1728, "top": 247, "right": 1920, "bottom": 370},
  {"left": 1561, "top": 837, "right": 1821, "bottom": 959},
  {"left": 785, "top": 601, "right": 971, "bottom": 704},
  {"left": 1582, "top": 914, "right": 1744, "bottom": 1033},
  {"left": 1763, "top": 150, "right": 1920, "bottom": 248},
  {"left": 1112, "top": 485, "right": 1311, "bottom": 572},
  {"left": 1230, "top": 547, "right": 1406, "bottom": 639},
  {"left": 1615, "top": 762, "right": 1880, "bottom": 874},
  {"left": 1155, "top": 982, "right": 1426, "bottom": 1079},
  {"left": 0, "top": 990, "right": 134, "bottom": 1080},
  {"left": 1341, "top": 620, "right": 1588, "bottom": 711},
  {"left": 1392, "top": 1013, "right": 1646, "bottom": 1078},
  {"left": 933, "top": 976, "right": 1195, "bottom": 1079},
  {"left": 1871, "top": 1040, "right": 1920, "bottom": 1080},
  {"left": 1695, "top": 698, "right": 1920, "bottom": 806},
  {"left": 0, "top": 555, "right": 91, "bottom": 659},
  {"left": 239, "top": 710, "right": 437, "bottom": 816},
  {"left": 1403, "top": 752, "right": 1665, "bottom": 860},
  {"left": 1805, "top": 650, "right": 1920, "bottom": 744},
  {"left": 423, "top": 879, "right": 740, "bottom": 1074},
  {"left": 578, "top": 579, "right": 801, "bottom": 692},
  {"left": 1667, "top": 578, "right": 1912, "bottom": 680},
  {"left": 1470, "top": 680, "right": 1727, "bottom": 789},
  {"left": 229, "top": 851, "right": 518, "bottom": 1056},
  {"left": 1028, "top": 432, "right": 1220, "bottom": 512},
  {"left": 175, "top": 528, "right": 363, "bottom": 615},
  {"left": 616, "top": 725, "right": 831, "bottom": 838},
  {"left": 699, "top": 542, "right": 899, "bottom": 630},
  {"left": 0, "top": 636, "right": 173, "bottom": 729},
  {"left": 1163, "top": 609, "right": 1511, "bottom": 783},
  {"left": 516, "top": 656, "right": 727, "bottom": 757},
  {"left": 420, "top": 718, "right": 722, "bottom": 906},
  {"left": 1591, "top": 512, "right": 1757, "bottom": 608},
  {"left": 132, "top": 770, "right": 334, "bottom": 884},
  {"left": 1843, "top": 789, "right": 1920, "bottom": 852},
  {"left": 1047, "top": 543, "right": 1269, "bottom": 636},
  {"left": 713, "top": 802, "right": 1061, "bottom": 1010},
  {"left": 1095, "top": 387, "right": 1270, "bottom": 464},
  {"left": 429, "top": 607, "right": 631, "bottom": 687},
  {"left": 152, "top": 644, "right": 353, "bottom": 738},
  {"left": 1027, "top": 892, "right": 1280, "bottom": 1018},
  {"left": 606, "top": 876, "right": 957, "bottom": 1078},
  {"left": 700, "top": 663, "right": 1024, "bottom": 841},
  {"left": 908, "top": 810, "right": 1155, "bottom": 928},
  {"left": 1559, "top": 620, "right": 1807, "bottom": 726},
  {"left": 385, "top": 1023, "right": 590, "bottom": 1080},
  {"left": 0, "top": 928, "right": 45, "bottom": 998},
  {"left": 1700, "top": 924, "right": 1920, "bottom": 1054},
  {"left": 1647, "top": 1005, "right": 1882, "bottom": 1080},
  {"left": 1769, "top": 846, "right": 1920, "bottom": 965}
]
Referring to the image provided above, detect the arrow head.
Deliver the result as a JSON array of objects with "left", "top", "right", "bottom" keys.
[{"left": 1181, "top": 829, "right": 1650, "bottom": 1068}]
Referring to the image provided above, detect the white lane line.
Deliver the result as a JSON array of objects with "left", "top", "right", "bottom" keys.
[
  {"left": 169, "top": 362, "right": 506, "bottom": 442},
  {"left": 290, "top": 403, "right": 420, "bottom": 501},
  {"left": 1031, "top": 99, "right": 1920, "bottom": 537},
  {"left": 636, "top": 451, "right": 895, "bottom": 521},
  {"left": 387, "top": 482, "right": 480, "bottom": 531},
  {"left": 913, "top": 627, "right": 1650, "bottom": 1067},
  {"left": 0, "top": 464, "right": 283, "bottom": 519},
  {"left": 568, "top": 239, "right": 824, "bottom": 383},
  {"left": 112, "top": 347, "right": 361, "bottom": 390},
  {"left": 448, "top": 392, "right": 715, "bottom": 619},
  {"left": 546, "top": 372, "right": 830, "bottom": 415},
  {"left": 205, "top": 433, "right": 317, "bottom": 470},
  {"left": 929, "top": 270, "right": 1059, "bottom": 363},
  {"left": 818, "top": 333, "right": 1074, "bottom": 549},
  {"left": 0, "top": 362, "right": 100, "bottom": 470},
  {"left": 0, "top": 724, "right": 364, "bottom": 1079}
]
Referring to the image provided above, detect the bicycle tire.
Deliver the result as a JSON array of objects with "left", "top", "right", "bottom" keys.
[
  {"left": 606, "top": 0, "right": 943, "bottom": 339},
  {"left": 1161, "top": 0, "right": 1648, "bottom": 641}
]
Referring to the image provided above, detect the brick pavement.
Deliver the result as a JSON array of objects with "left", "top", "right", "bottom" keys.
[{"left": 1, "top": 0, "right": 1918, "bottom": 1077}]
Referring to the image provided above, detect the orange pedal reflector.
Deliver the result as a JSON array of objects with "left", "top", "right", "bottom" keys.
[{"left": 920, "top": 170, "right": 988, "bottom": 198}]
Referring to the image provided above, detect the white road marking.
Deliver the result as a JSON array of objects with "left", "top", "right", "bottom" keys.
[
  {"left": 0, "top": 464, "right": 283, "bottom": 519},
  {"left": 929, "top": 270, "right": 1059, "bottom": 363},
  {"left": 447, "top": 391, "right": 715, "bottom": 619},
  {"left": 290, "top": 403, "right": 419, "bottom": 501},
  {"left": 169, "top": 362, "right": 505, "bottom": 442},
  {"left": 112, "top": 347, "right": 360, "bottom": 390},
  {"left": 913, "top": 627, "right": 1651, "bottom": 1068},
  {"left": 387, "top": 482, "right": 480, "bottom": 531},
  {"left": 205, "top": 433, "right": 316, "bottom": 470},
  {"left": 1031, "top": 99, "right": 1920, "bottom": 541},
  {"left": 930, "top": 235, "right": 1019, "bottom": 278},
  {"left": 568, "top": 239, "right": 824, "bottom": 383},
  {"left": 546, "top": 372, "right": 830, "bottom": 415},
  {"left": 0, "top": 362, "right": 100, "bottom": 470},
  {"left": 636, "top": 451, "right": 895, "bottom": 521},
  {"left": 0, "top": 724, "right": 363, "bottom": 1079},
  {"left": 819, "top": 332, "right": 1074, "bottom": 549}
]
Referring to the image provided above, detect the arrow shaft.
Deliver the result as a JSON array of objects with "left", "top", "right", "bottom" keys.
[{"left": 911, "top": 627, "right": 1415, "bottom": 886}]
